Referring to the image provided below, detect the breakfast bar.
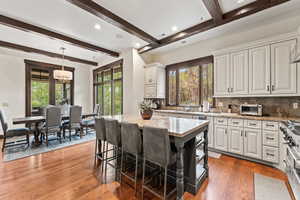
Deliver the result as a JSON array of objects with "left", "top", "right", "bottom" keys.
[{"left": 104, "top": 115, "right": 209, "bottom": 200}]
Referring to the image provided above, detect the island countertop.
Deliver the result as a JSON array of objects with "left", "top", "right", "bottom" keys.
[{"left": 102, "top": 115, "right": 209, "bottom": 137}]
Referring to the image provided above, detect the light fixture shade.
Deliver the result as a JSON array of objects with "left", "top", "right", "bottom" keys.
[{"left": 53, "top": 70, "right": 73, "bottom": 81}]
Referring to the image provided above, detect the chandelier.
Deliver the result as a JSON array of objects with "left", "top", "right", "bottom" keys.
[{"left": 53, "top": 47, "right": 73, "bottom": 81}]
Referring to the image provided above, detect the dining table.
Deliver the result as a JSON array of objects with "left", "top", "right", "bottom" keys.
[
  {"left": 103, "top": 115, "right": 209, "bottom": 200},
  {"left": 13, "top": 113, "right": 97, "bottom": 145}
]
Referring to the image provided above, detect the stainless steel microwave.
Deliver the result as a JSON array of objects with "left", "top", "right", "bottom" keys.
[{"left": 240, "top": 104, "right": 263, "bottom": 116}]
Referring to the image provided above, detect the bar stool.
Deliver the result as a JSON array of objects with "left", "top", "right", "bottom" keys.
[
  {"left": 104, "top": 118, "right": 122, "bottom": 181},
  {"left": 120, "top": 122, "right": 142, "bottom": 195},
  {"left": 142, "top": 126, "right": 177, "bottom": 200},
  {"left": 94, "top": 117, "right": 106, "bottom": 173}
]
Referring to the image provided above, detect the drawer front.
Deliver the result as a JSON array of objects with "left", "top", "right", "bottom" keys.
[
  {"left": 228, "top": 118, "right": 244, "bottom": 127},
  {"left": 263, "top": 131, "right": 279, "bottom": 147},
  {"left": 245, "top": 120, "right": 262, "bottom": 129},
  {"left": 263, "top": 121, "right": 279, "bottom": 131},
  {"left": 263, "top": 146, "right": 279, "bottom": 163},
  {"left": 215, "top": 117, "right": 228, "bottom": 126}
]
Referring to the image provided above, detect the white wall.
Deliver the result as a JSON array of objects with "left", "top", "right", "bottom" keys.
[
  {"left": 0, "top": 49, "right": 93, "bottom": 134},
  {"left": 151, "top": 11, "right": 300, "bottom": 65}
]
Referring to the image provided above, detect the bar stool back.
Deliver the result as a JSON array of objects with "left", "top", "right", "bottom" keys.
[
  {"left": 120, "top": 122, "right": 142, "bottom": 194},
  {"left": 94, "top": 117, "right": 106, "bottom": 169},
  {"left": 142, "top": 126, "right": 176, "bottom": 200}
]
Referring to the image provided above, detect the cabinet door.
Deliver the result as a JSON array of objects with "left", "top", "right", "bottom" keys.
[
  {"left": 244, "top": 128, "right": 262, "bottom": 159},
  {"left": 208, "top": 117, "right": 214, "bottom": 148},
  {"left": 271, "top": 40, "right": 297, "bottom": 94},
  {"left": 231, "top": 50, "right": 249, "bottom": 95},
  {"left": 144, "top": 85, "right": 156, "bottom": 98},
  {"left": 214, "top": 54, "right": 230, "bottom": 96},
  {"left": 144, "top": 67, "right": 157, "bottom": 84},
  {"left": 214, "top": 125, "right": 228, "bottom": 151},
  {"left": 249, "top": 45, "right": 271, "bottom": 95},
  {"left": 228, "top": 127, "right": 244, "bottom": 155}
]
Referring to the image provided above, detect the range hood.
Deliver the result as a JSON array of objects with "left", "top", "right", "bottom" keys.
[{"left": 291, "top": 27, "right": 300, "bottom": 64}]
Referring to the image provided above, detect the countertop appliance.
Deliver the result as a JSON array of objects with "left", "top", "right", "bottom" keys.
[
  {"left": 280, "top": 121, "right": 300, "bottom": 200},
  {"left": 240, "top": 104, "right": 263, "bottom": 116}
]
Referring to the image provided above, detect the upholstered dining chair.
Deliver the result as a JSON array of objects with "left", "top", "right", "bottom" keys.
[
  {"left": 0, "top": 109, "right": 30, "bottom": 152},
  {"left": 40, "top": 106, "right": 62, "bottom": 146},
  {"left": 63, "top": 106, "right": 82, "bottom": 141},
  {"left": 81, "top": 104, "right": 100, "bottom": 135}
]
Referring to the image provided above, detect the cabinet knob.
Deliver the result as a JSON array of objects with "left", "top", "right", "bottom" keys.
[
  {"left": 267, "top": 85, "right": 270, "bottom": 91},
  {"left": 272, "top": 85, "right": 275, "bottom": 91}
]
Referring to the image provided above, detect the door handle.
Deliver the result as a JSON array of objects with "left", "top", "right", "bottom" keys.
[
  {"left": 272, "top": 85, "right": 275, "bottom": 91},
  {"left": 267, "top": 85, "right": 270, "bottom": 91},
  {"left": 231, "top": 88, "right": 233, "bottom": 93},
  {"left": 241, "top": 130, "right": 243, "bottom": 137},
  {"left": 228, "top": 88, "right": 230, "bottom": 93}
]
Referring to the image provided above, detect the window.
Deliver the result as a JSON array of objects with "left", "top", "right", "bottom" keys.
[
  {"left": 25, "top": 60, "right": 74, "bottom": 116},
  {"left": 166, "top": 56, "right": 214, "bottom": 106},
  {"left": 93, "top": 60, "right": 123, "bottom": 115}
]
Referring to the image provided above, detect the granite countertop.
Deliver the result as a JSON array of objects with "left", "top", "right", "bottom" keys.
[
  {"left": 155, "top": 109, "right": 300, "bottom": 122},
  {"left": 103, "top": 115, "right": 209, "bottom": 137}
]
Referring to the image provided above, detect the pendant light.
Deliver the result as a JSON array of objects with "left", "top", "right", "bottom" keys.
[{"left": 53, "top": 47, "right": 73, "bottom": 81}]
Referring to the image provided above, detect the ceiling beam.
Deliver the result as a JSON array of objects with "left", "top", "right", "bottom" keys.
[
  {"left": 66, "top": 0, "right": 159, "bottom": 44},
  {"left": 139, "top": 0, "right": 290, "bottom": 54},
  {"left": 0, "top": 40, "right": 98, "bottom": 66},
  {"left": 202, "top": 0, "right": 223, "bottom": 23},
  {"left": 0, "top": 15, "right": 119, "bottom": 57}
]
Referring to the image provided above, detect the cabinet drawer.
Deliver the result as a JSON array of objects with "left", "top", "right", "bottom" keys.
[
  {"left": 263, "top": 121, "right": 279, "bottom": 131},
  {"left": 228, "top": 118, "right": 244, "bottom": 127},
  {"left": 214, "top": 117, "right": 228, "bottom": 126},
  {"left": 263, "top": 131, "right": 279, "bottom": 147},
  {"left": 245, "top": 120, "right": 262, "bottom": 129},
  {"left": 263, "top": 146, "right": 279, "bottom": 163}
]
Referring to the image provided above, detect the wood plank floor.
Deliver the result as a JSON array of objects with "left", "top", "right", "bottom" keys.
[{"left": 0, "top": 140, "right": 294, "bottom": 200}]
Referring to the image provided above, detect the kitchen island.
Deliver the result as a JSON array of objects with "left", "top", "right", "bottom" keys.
[{"left": 103, "top": 115, "right": 209, "bottom": 200}]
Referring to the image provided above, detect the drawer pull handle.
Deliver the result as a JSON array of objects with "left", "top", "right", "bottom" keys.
[
  {"left": 266, "top": 153, "right": 275, "bottom": 157},
  {"left": 249, "top": 123, "right": 257, "bottom": 126},
  {"left": 266, "top": 137, "right": 275, "bottom": 140},
  {"left": 233, "top": 122, "right": 239, "bottom": 125},
  {"left": 218, "top": 120, "right": 224, "bottom": 123},
  {"left": 266, "top": 124, "right": 274, "bottom": 127}
]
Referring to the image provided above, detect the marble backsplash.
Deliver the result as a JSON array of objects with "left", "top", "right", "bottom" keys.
[{"left": 162, "top": 97, "right": 300, "bottom": 117}]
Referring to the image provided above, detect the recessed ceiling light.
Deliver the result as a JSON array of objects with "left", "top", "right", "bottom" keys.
[
  {"left": 94, "top": 24, "right": 101, "bottom": 30},
  {"left": 237, "top": 0, "right": 246, "bottom": 4},
  {"left": 172, "top": 26, "right": 178, "bottom": 32},
  {"left": 135, "top": 43, "right": 141, "bottom": 48}
]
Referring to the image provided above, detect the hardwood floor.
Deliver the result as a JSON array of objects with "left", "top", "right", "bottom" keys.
[{"left": 0, "top": 139, "right": 294, "bottom": 200}]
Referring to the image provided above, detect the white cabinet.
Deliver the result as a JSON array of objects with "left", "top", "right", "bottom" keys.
[
  {"left": 144, "top": 63, "right": 165, "bottom": 99},
  {"left": 244, "top": 128, "right": 262, "bottom": 159},
  {"left": 214, "top": 125, "right": 228, "bottom": 151},
  {"left": 228, "top": 127, "right": 244, "bottom": 155},
  {"left": 231, "top": 50, "right": 249, "bottom": 95},
  {"left": 271, "top": 40, "right": 297, "bottom": 94},
  {"left": 214, "top": 54, "right": 230, "bottom": 96},
  {"left": 249, "top": 45, "right": 271, "bottom": 95}
]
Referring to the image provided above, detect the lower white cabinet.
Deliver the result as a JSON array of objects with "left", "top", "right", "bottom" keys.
[
  {"left": 214, "top": 125, "right": 228, "bottom": 151},
  {"left": 244, "top": 128, "right": 262, "bottom": 159},
  {"left": 228, "top": 127, "right": 244, "bottom": 155}
]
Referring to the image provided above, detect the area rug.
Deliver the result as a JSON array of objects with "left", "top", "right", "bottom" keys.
[
  {"left": 3, "top": 132, "right": 96, "bottom": 162},
  {"left": 254, "top": 173, "right": 292, "bottom": 200}
]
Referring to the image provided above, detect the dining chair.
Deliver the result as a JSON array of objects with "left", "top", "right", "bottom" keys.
[
  {"left": 81, "top": 104, "right": 100, "bottom": 135},
  {"left": 63, "top": 106, "right": 82, "bottom": 141},
  {"left": 120, "top": 122, "right": 142, "bottom": 195},
  {"left": 0, "top": 109, "right": 30, "bottom": 152},
  {"left": 104, "top": 118, "right": 122, "bottom": 181},
  {"left": 41, "top": 106, "right": 62, "bottom": 146},
  {"left": 142, "top": 126, "right": 177, "bottom": 200}
]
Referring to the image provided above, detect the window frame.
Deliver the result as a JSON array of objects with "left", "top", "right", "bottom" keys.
[
  {"left": 93, "top": 59, "right": 123, "bottom": 115},
  {"left": 25, "top": 60, "right": 75, "bottom": 116},
  {"left": 165, "top": 56, "right": 214, "bottom": 107}
]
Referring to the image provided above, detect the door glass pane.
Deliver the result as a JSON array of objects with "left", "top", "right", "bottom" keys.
[
  {"left": 178, "top": 66, "right": 199, "bottom": 106},
  {"left": 103, "top": 70, "right": 111, "bottom": 82},
  {"left": 31, "top": 69, "right": 50, "bottom": 115},
  {"left": 168, "top": 70, "right": 176, "bottom": 105},
  {"left": 55, "top": 80, "right": 71, "bottom": 105},
  {"left": 97, "top": 85, "right": 103, "bottom": 114},
  {"left": 97, "top": 72, "right": 102, "bottom": 83},
  {"left": 113, "top": 80, "right": 122, "bottom": 115},
  {"left": 201, "top": 63, "right": 214, "bottom": 104},
  {"left": 113, "top": 66, "right": 122, "bottom": 79},
  {"left": 103, "top": 83, "right": 112, "bottom": 115}
]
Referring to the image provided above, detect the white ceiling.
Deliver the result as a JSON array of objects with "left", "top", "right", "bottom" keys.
[
  {"left": 93, "top": 0, "right": 212, "bottom": 39},
  {"left": 218, "top": 0, "right": 256, "bottom": 13},
  {"left": 0, "top": 0, "right": 298, "bottom": 62}
]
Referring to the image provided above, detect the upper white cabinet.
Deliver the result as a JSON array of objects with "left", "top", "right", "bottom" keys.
[
  {"left": 214, "top": 54, "right": 230, "bottom": 96},
  {"left": 144, "top": 63, "right": 165, "bottom": 99},
  {"left": 214, "top": 36, "right": 299, "bottom": 97},
  {"left": 271, "top": 40, "right": 297, "bottom": 94},
  {"left": 231, "top": 50, "right": 249, "bottom": 95},
  {"left": 249, "top": 45, "right": 271, "bottom": 95}
]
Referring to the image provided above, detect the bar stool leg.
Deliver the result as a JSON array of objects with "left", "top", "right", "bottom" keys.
[
  {"left": 134, "top": 154, "right": 138, "bottom": 196},
  {"left": 120, "top": 148, "right": 124, "bottom": 186},
  {"left": 104, "top": 142, "right": 109, "bottom": 182},
  {"left": 163, "top": 167, "right": 168, "bottom": 200},
  {"left": 94, "top": 139, "right": 98, "bottom": 168},
  {"left": 141, "top": 158, "right": 146, "bottom": 200},
  {"left": 101, "top": 141, "right": 105, "bottom": 177}
]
